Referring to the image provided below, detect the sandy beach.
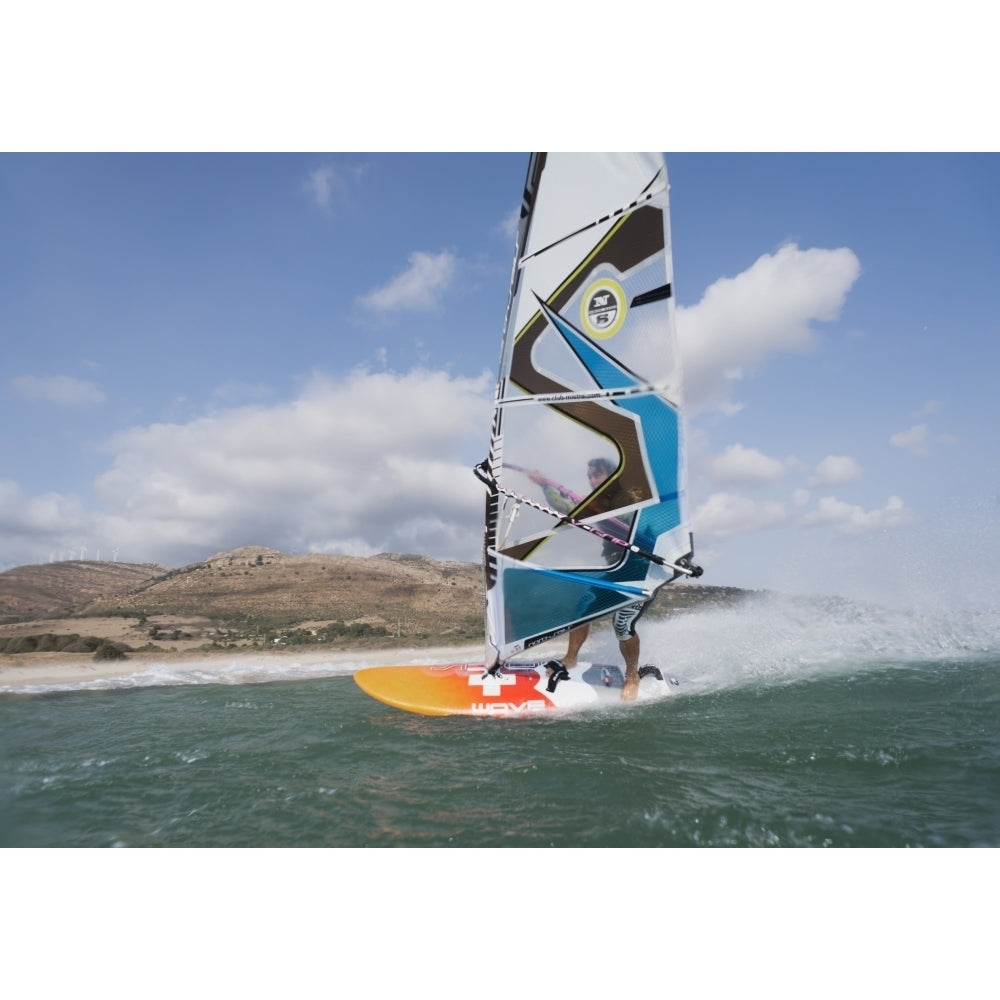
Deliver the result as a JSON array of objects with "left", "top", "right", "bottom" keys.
[{"left": 0, "top": 641, "right": 499, "bottom": 690}]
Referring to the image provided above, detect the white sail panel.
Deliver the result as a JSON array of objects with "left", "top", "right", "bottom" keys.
[{"left": 520, "top": 152, "right": 667, "bottom": 261}]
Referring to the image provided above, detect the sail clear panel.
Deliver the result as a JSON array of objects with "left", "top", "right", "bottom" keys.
[{"left": 480, "top": 153, "right": 696, "bottom": 665}]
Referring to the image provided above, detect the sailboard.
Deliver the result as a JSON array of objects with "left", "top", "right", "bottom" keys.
[{"left": 355, "top": 152, "right": 700, "bottom": 717}]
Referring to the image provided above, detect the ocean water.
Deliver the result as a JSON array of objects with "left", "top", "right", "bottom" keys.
[{"left": 2, "top": 592, "right": 998, "bottom": 848}]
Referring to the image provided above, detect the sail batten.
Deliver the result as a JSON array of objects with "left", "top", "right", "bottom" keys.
[{"left": 480, "top": 152, "right": 697, "bottom": 666}]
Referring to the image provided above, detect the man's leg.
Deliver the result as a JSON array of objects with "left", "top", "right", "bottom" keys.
[
  {"left": 562, "top": 624, "right": 589, "bottom": 668},
  {"left": 620, "top": 632, "right": 641, "bottom": 701},
  {"left": 613, "top": 601, "right": 649, "bottom": 701}
]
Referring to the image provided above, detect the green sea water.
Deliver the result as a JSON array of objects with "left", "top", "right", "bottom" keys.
[{"left": 3, "top": 594, "right": 998, "bottom": 848}]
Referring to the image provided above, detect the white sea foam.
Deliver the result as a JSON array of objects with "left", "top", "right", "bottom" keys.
[{"left": 582, "top": 592, "right": 1000, "bottom": 696}]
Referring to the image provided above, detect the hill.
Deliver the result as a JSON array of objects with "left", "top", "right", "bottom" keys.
[
  {"left": 0, "top": 559, "right": 167, "bottom": 621},
  {"left": 86, "top": 546, "right": 485, "bottom": 640},
  {"left": 0, "top": 546, "right": 752, "bottom": 654}
]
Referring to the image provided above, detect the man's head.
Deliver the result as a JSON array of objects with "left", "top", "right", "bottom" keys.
[{"left": 587, "top": 457, "right": 615, "bottom": 486}]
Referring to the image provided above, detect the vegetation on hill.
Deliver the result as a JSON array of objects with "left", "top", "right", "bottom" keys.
[{"left": 0, "top": 632, "right": 133, "bottom": 661}]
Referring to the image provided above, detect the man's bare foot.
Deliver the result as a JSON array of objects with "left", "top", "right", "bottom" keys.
[{"left": 622, "top": 670, "right": 639, "bottom": 701}]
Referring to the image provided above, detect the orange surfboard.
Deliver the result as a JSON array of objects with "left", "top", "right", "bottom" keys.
[{"left": 354, "top": 661, "right": 676, "bottom": 717}]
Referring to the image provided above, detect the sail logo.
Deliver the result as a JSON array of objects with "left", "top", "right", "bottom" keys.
[{"left": 581, "top": 278, "right": 627, "bottom": 339}]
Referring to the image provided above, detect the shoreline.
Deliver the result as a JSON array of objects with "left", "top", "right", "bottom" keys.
[
  {"left": 0, "top": 613, "right": 499, "bottom": 691},
  {"left": 0, "top": 641, "right": 497, "bottom": 691}
]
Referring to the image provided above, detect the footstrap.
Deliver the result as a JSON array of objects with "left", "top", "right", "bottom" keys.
[{"left": 544, "top": 660, "right": 570, "bottom": 692}]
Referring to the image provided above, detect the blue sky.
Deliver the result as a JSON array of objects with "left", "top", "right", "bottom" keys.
[{"left": 3, "top": 151, "right": 997, "bottom": 609}]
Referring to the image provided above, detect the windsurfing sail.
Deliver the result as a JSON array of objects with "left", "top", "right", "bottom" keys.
[{"left": 475, "top": 152, "right": 701, "bottom": 668}]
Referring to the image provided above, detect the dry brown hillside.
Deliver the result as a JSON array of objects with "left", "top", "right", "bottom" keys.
[
  {"left": 1, "top": 546, "right": 750, "bottom": 652},
  {"left": 0, "top": 560, "right": 167, "bottom": 621},
  {"left": 84, "top": 546, "right": 485, "bottom": 641}
]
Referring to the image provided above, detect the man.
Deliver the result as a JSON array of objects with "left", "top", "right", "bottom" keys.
[{"left": 529, "top": 457, "right": 650, "bottom": 701}]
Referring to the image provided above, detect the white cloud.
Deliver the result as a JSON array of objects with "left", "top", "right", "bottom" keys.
[
  {"left": 83, "top": 368, "right": 492, "bottom": 565},
  {"left": 809, "top": 454, "right": 863, "bottom": 487},
  {"left": 890, "top": 410, "right": 957, "bottom": 455},
  {"left": 499, "top": 206, "right": 520, "bottom": 240},
  {"left": 692, "top": 491, "right": 789, "bottom": 540},
  {"left": 0, "top": 481, "right": 85, "bottom": 538},
  {"left": 0, "top": 480, "right": 90, "bottom": 568},
  {"left": 677, "top": 243, "right": 861, "bottom": 415},
  {"left": 12, "top": 374, "right": 105, "bottom": 406},
  {"left": 800, "top": 495, "right": 916, "bottom": 534},
  {"left": 358, "top": 250, "right": 457, "bottom": 313},
  {"left": 709, "top": 443, "right": 788, "bottom": 485},
  {"left": 890, "top": 423, "right": 928, "bottom": 456},
  {"left": 305, "top": 166, "right": 336, "bottom": 209},
  {"left": 303, "top": 162, "right": 365, "bottom": 211}
]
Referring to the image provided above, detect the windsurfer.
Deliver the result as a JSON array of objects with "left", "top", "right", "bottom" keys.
[{"left": 529, "top": 458, "right": 650, "bottom": 701}]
